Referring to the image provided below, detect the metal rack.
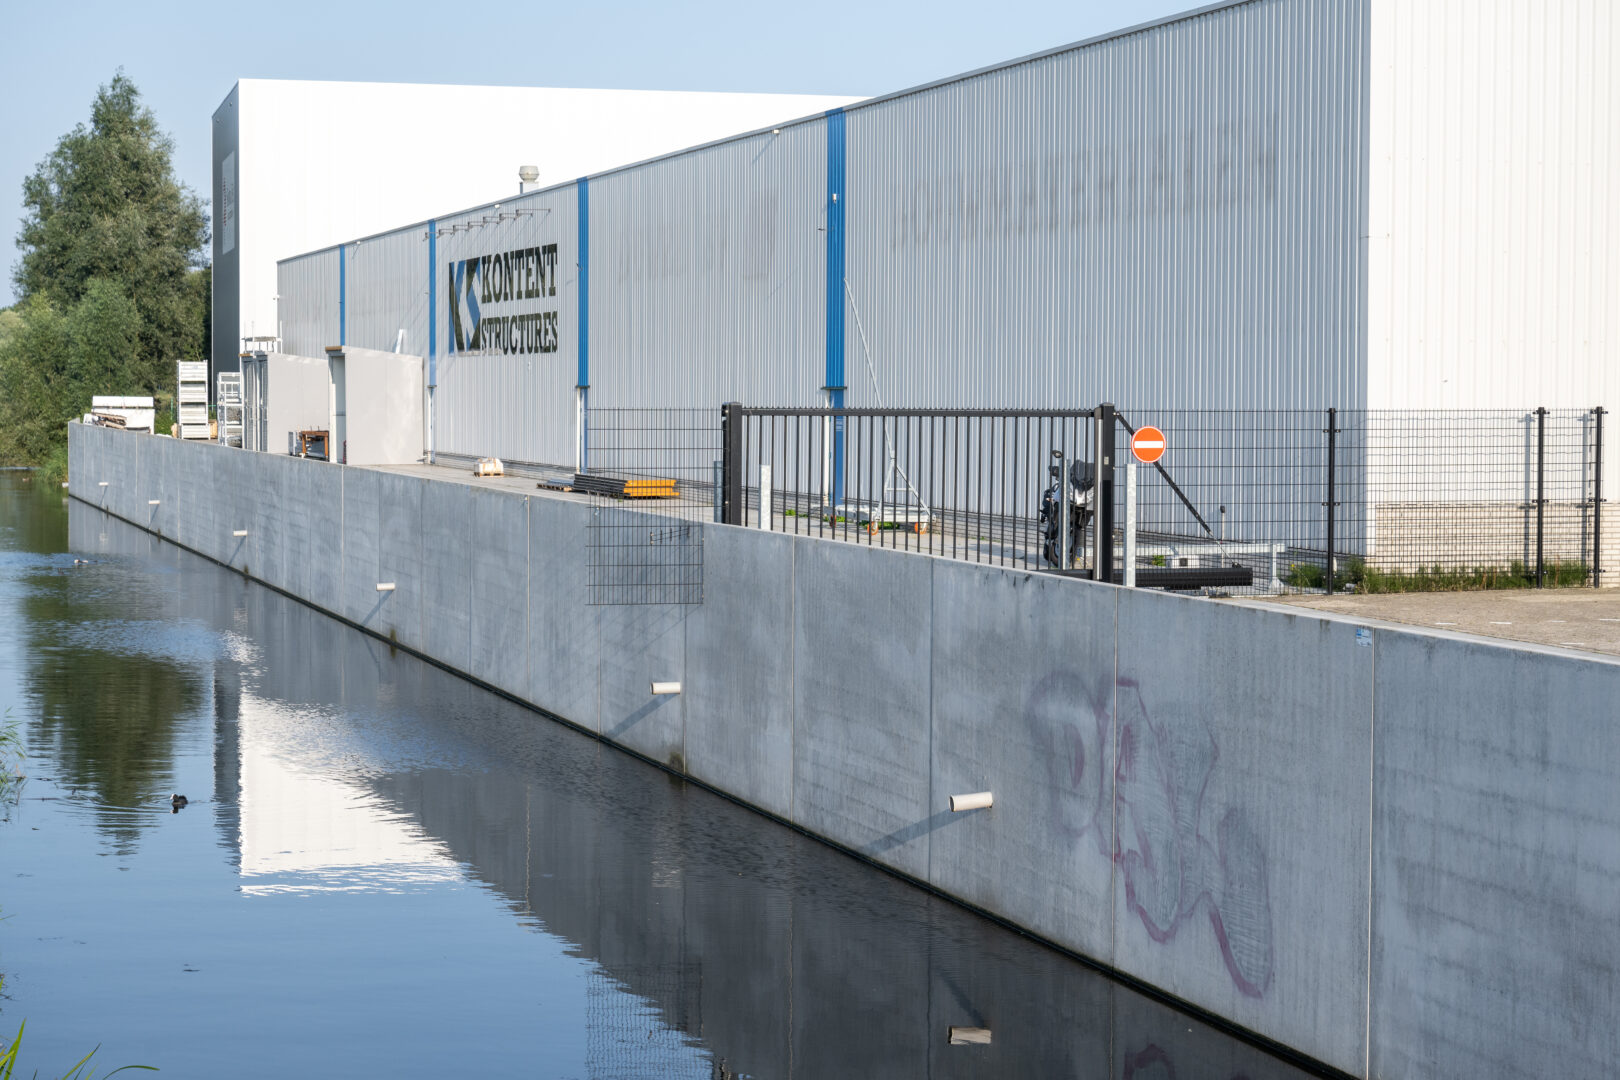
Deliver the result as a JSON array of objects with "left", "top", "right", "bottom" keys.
[{"left": 216, "top": 372, "right": 243, "bottom": 447}]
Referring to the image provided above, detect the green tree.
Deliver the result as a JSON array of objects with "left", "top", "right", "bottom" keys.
[
  {"left": 0, "top": 72, "right": 207, "bottom": 474},
  {"left": 0, "top": 297, "right": 71, "bottom": 467},
  {"left": 15, "top": 72, "right": 208, "bottom": 393}
]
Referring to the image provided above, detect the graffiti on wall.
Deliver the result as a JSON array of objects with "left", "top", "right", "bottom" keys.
[{"left": 1031, "top": 674, "right": 1274, "bottom": 998}]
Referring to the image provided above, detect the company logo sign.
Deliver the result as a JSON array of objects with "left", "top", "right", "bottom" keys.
[{"left": 448, "top": 243, "right": 560, "bottom": 355}]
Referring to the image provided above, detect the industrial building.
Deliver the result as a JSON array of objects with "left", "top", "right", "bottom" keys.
[
  {"left": 262, "top": 0, "right": 1616, "bottom": 584},
  {"left": 271, "top": 0, "right": 1615, "bottom": 472},
  {"left": 212, "top": 80, "right": 860, "bottom": 384}
]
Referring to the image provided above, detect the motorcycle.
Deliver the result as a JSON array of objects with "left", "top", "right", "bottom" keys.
[{"left": 1040, "top": 458, "right": 1095, "bottom": 569}]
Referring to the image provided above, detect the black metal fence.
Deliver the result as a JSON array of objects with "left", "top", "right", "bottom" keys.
[
  {"left": 721, "top": 404, "right": 1107, "bottom": 571},
  {"left": 582, "top": 403, "right": 1608, "bottom": 596}
]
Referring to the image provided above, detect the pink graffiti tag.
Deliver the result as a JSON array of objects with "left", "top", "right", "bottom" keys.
[{"left": 1032, "top": 675, "right": 1274, "bottom": 998}]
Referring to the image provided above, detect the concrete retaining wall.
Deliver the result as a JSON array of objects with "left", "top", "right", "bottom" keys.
[{"left": 68, "top": 423, "right": 1620, "bottom": 1078}]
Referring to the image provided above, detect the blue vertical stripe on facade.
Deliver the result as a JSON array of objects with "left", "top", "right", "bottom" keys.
[
  {"left": 577, "top": 177, "right": 590, "bottom": 468},
  {"left": 824, "top": 108, "right": 846, "bottom": 402},
  {"left": 825, "top": 109, "right": 847, "bottom": 505},
  {"left": 577, "top": 178, "right": 590, "bottom": 391}
]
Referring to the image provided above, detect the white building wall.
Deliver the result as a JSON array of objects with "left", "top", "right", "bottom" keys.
[{"left": 1367, "top": 0, "right": 1619, "bottom": 411}]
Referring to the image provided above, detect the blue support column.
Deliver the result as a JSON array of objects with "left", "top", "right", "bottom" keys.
[
  {"left": 824, "top": 108, "right": 847, "bottom": 509},
  {"left": 576, "top": 177, "right": 590, "bottom": 471}
]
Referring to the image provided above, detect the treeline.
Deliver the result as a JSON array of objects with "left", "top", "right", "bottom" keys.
[{"left": 0, "top": 73, "right": 209, "bottom": 480}]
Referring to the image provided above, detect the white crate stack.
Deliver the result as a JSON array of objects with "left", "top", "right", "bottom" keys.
[
  {"left": 216, "top": 371, "right": 243, "bottom": 447},
  {"left": 178, "top": 361, "right": 209, "bottom": 439}
]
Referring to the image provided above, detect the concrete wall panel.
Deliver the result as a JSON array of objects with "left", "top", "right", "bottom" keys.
[
  {"left": 144, "top": 434, "right": 174, "bottom": 541},
  {"left": 1370, "top": 634, "right": 1620, "bottom": 1080},
  {"left": 791, "top": 537, "right": 932, "bottom": 879},
  {"left": 1114, "top": 592, "right": 1373, "bottom": 1074},
  {"left": 339, "top": 465, "right": 383, "bottom": 625},
  {"left": 525, "top": 495, "right": 599, "bottom": 731},
  {"left": 244, "top": 449, "right": 286, "bottom": 589},
  {"left": 598, "top": 603, "right": 686, "bottom": 766},
  {"left": 289, "top": 456, "right": 344, "bottom": 606},
  {"left": 928, "top": 560, "right": 1117, "bottom": 964},
  {"left": 419, "top": 482, "right": 472, "bottom": 673},
  {"left": 375, "top": 471, "right": 426, "bottom": 651},
  {"left": 682, "top": 524, "right": 796, "bottom": 819},
  {"left": 467, "top": 488, "right": 529, "bottom": 699}
]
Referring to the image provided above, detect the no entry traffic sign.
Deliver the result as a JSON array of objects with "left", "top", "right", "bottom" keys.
[{"left": 1131, "top": 426, "right": 1167, "bottom": 464}]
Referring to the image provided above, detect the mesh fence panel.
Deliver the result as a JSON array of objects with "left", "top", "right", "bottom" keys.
[
  {"left": 582, "top": 404, "right": 1608, "bottom": 596},
  {"left": 583, "top": 408, "right": 720, "bottom": 606}
]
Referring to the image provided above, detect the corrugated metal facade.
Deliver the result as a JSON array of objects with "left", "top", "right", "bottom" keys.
[
  {"left": 433, "top": 188, "right": 579, "bottom": 465},
  {"left": 586, "top": 120, "right": 829, "bottom": 410},
  {"left": 275, "top": 0, "right": 1615, "bottom": 462},
  {"left": 843, "top": 0, "right": 1367, "bottom": 410},
  {"left": 277, "top": 0, "right": 1372, "bottom": 462},
  {"left": 277, "top": 249, "right": 340, "bottom": 357}
]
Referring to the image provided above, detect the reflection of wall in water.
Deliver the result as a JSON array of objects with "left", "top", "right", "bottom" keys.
[
  {"left": 69, "top": 497, "right": 1312, "bottom": 1080},
  {"left": 360, "top": 754, "right": 1313, "bottom": 1080}
]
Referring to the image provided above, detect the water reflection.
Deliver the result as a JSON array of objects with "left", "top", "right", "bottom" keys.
[
  {"left": 1, "top": 480, "right": 203, "bottom": 851},
  {"left": 0, "top": 474, "right": 1322, "bottom": 1078}
]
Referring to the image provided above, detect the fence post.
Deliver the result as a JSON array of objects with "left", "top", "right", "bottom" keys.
[
  {"left": 1093, "top": 403, "right": 1117, "bottom": 583},
  {"left": 1536, "top": 406, "right": 1546, "bottom": 587},
  {"left": 1325, "top": 407, "right": 1338, "bottom": 594},
  {"left": 721, "top": 402, "right": 743, "bottom": 526},
  {"left": 1594, "top": 406, "right": 1604, "bottom": 589}
]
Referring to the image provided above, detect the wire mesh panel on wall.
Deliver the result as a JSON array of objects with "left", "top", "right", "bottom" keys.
[{"left": 583, "top": 408, "right": 721, "bottom": 605}]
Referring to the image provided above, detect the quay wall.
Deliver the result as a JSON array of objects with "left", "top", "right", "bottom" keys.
[{"left": 68, "top": 422, "right": 1620, "bottom": 1079}]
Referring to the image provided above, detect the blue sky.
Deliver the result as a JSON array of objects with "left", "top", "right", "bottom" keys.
[{"left": 0, "top": 0, "right": 1189, "bottom": 307}]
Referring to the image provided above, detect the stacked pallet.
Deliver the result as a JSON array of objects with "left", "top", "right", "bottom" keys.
[
  {"left": 570, "top": 473, "right": 679, "bottom": 499},
  {"left": 177, "top": 361, "right": 210, "bottom": 439}
]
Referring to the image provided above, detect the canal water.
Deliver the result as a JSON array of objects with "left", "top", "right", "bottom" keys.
[{"left": 0, "top": 474, "right": 1320, "bottom": 1079}]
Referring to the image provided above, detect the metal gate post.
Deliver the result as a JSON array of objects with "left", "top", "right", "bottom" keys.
[
  {"left": 1536, "top": 406, "right": 1547, "bottom": 587},
  {"left": 721, "top": 402, "right": 744, "bottom": 526},
  {"left": 1594, "top": 406, "right": 1605, "bottom": 588},
  {"left": 1093, "top": 403, "right": 1117, "bottom": 582},
  {"left": 1058, "top": 448, "right": 1070, "bottom": 570},
  {"left": 1325, "top": 407, "right": 1338, "bottom": 594}
]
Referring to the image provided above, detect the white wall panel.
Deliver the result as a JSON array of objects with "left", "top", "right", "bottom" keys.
[{"left": 1368, "top": 0, "right": 1618, "bottom": 410}]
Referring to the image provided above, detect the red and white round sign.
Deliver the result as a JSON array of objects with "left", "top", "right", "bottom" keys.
[{"left": 1131, "top": 426, "right": 1167, "bottom": 464}]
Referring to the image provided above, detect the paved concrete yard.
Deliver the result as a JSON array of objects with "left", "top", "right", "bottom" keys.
[{"left": 1268, "top": 588, "right": 1620, "bottom": 656}]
